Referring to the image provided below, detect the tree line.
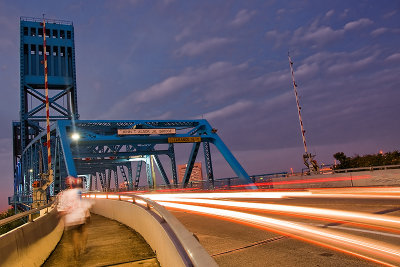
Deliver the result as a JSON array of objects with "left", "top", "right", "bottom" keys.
[{"left": 333, "top": 150, "right": 400, "bottom": 169}]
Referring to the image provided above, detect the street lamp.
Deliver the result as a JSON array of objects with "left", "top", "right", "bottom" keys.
[{"left": 71, "top": 133, "right": 80, "bottom": 141}]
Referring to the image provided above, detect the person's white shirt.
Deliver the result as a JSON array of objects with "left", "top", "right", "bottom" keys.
[{"left": 57, "top": 188, "right": 87, "bottom": 227}]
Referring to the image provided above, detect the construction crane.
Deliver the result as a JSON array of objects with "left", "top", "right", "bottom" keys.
[{"left": 288, "top": 53, "right": 319, "bottom": 174}]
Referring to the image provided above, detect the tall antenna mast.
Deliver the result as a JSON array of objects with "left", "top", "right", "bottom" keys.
[
  {"left": 288, "top": 53, "right": 318, "bottom": 173},
  {"left": 43, "top": 15, "right": 52, "bottom": 176}
]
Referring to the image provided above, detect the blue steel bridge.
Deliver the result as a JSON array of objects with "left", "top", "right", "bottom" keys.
[
  {"left": 11, "top": 17, "right": 256, "bottom": 210},
  {"left": 2, "top": 17, "right": 400, "bottom": 267}
]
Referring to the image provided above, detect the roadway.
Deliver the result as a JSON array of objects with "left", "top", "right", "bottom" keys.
[{"left": 141, "top": 187, "right": 400, "bottom": 266}]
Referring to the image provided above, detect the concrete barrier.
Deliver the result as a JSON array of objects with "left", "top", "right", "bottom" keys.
[
  {"left": 0, "top": 207, "right": 64, "bottom": 267},
  {"left": 271, "top": 169, "right": 400, "bottom": 189},
  {"left": 90, "top": 197, "right": 217, "bottom": 267}
]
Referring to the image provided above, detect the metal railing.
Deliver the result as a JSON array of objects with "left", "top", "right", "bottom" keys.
[
  {"left": 87, "top": 164, "right": 400, "bottom": 194},
  {"left": 0, "top": 201, "right": 55, "bottom": 228},
  {"left": 332, "top": 164, "right": 400, "bottom": 173},
  {"left": 8, "top": 195, "right": 32, "bottom": 205}
]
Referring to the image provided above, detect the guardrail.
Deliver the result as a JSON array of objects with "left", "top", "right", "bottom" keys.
[
  {"left": 0, "top": 201, "right": 63, "bottom": 267},
  {"left": 0, "top": 201, "right": 54, "bottom": 228},
  {"left": 86, "top": 192, "right": 218, "bottom": 267},
  {"left": 333, "top": 164, "right": 400, "bottom": 173}
]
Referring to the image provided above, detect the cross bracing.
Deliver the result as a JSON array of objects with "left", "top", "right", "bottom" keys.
[{"left": 13, "top": 119, "right": 254, "bottom": 205}]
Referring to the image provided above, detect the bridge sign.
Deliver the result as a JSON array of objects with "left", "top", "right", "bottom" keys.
[
  {"left": 118, "top": 128, "right": 176, "bottom": 135},
  {"left": 168, "top": 137, "right": 201, "bottom": 143}
]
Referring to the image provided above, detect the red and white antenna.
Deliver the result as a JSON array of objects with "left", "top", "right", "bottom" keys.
[
  {"left": 42, "top": 15, "right": 52, "bottom": 180},
  {"left": 288, "top": 53, "right": 318, "bottom": 172}
]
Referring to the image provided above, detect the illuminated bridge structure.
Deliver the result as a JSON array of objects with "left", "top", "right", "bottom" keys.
[
  {"left": 10, "top": 17, "right": 254, "bottom": 209},
  {"left": 12, "top": 119, "right": 254, "bottom": 203},
  {"left": 4, "top": 17, "right": 400, "bottom": 267}
]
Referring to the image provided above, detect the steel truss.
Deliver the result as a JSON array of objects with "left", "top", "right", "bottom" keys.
[{"left": 13, "top": 119, "right": 254, "bottom": 203}]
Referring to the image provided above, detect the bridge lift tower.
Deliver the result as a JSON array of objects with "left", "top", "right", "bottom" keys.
[
  {"left": 12, "top": 17, "right": 78, "bottom": 208},
  {"left": 10, "top": 17, "right": 255, "bottom": 210}
]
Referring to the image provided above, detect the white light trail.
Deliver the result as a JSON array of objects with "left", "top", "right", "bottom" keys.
[
  {"left": 144, "top": 197, "right": 400, "bottom": 230},
  {"left": 139, "top": 191, "right": 312, "bottom": 200},
  {"left": 157, "top": 201, "right": 400, "bottom": 266}
]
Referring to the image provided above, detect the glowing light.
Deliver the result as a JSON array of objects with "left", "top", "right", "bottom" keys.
[
  {"left": 148, "top": 197, "right": 400, "bottom": 230},
  {"left": 120, "top": 195, "right": 132, "bottom": 200},
  {"left": 71, "top": 133, "right": 80, "bottom": 140},
  {"left": 139, "top": 191, "right": 312, "bottom": 200},
  {"left": 135, "top": 199, "right": 147, "bottom": 205},
  {"left": 230, "top": 175, "right": 372, "bottom": 188},
  {"left": 157, "top": 201, "right": 400, "bottom": 265}
]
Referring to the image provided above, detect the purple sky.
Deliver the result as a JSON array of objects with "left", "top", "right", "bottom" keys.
[{"left": 0, "top": 0, "right": 399, "bottom": 211}]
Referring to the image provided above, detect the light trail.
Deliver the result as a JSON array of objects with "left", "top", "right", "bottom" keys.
[
  {"left": 311, "top": 224, "right": 400, "bottom": 239},
  {"left": 229, "top": 175, "right": 372, "bottom": 188},
  {"left": 157, "top": 201, "right": 400, "bottom": 266},
  {"left": 142, "top": 197, "right": 400, "bottom": 231},
  {"left": 139, "top": 191, "right": 313, "bottom": 200},
  {"left": 140, "top": 187, "right": 400, "bottom": 201}
]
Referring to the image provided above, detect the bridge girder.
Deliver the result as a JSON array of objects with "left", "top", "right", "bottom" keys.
[{"left": 13, "top": 119, "right": 254, "bottom": 205}]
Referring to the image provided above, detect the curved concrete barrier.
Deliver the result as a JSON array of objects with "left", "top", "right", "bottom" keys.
[
  {"left": 0, "top": 207, "right": 64, "bottom": 267},
  {"left": 271, "top": 169, "right": 400, "bottom": 189},
  {"left": 89, "top": 195, "right": 217, "bottom": 267}
]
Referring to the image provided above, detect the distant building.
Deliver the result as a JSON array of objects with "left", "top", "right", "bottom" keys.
[{"left": 177, "top": 162, "right": 203, "bottom": 182}]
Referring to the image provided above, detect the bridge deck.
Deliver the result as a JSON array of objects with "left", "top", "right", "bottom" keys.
[{"left": 43, "top": 214, "right": 159, "bottom": 267}]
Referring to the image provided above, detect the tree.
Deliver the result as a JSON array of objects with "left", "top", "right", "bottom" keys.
[
  {"left": 333, "top": 152, "right": 350, "bottom": 169},
  {"left": 333, "top": 150, "right": 400, "bottom": 169}
]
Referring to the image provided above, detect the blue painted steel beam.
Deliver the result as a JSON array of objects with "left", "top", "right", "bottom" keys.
[
  {"left": 169, "top": 144, "right": 178, "bottom": 186},
  {"left": 203, "top": 142, "right": 215, "bottom": 188},
  {"left": 135, "top": 161, "right": 143, "bottom": 189},
  {"left": 13, "top": 118, "right": 255, "bottom": 202},
  {"left": 183, "top": 142, "right": 201, "bottom": 187},
  {"left": 145, "top": 156, "right": 153, "bottom": 189},
  {"left": 153, "top": 155, "right": 170, "bottom": 186}
]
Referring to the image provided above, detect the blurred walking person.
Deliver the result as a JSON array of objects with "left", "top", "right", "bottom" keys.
[{"left": 57, "top": 176, "right": 91, "bottom": 260}]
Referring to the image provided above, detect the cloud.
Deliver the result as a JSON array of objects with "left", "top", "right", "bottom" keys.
[
  {"left": 252, "top": 69, "right": 290, "bottom": 89},
  {"left": 385, "top": 53, "right": 400, "bottom": 62},
  {"left": 371, "top": 27, "right": 388, "bottom": 37},
  {"left": 230, "top": 9, "right": 256, "bottom": 26},
  {"left": 176, "top": 37, "right": 233, "bottom": 56},
  {"left": 327, "top": 54, "right": 377, "bottom": 74},
  {"left": 267, "top": 17, "right": 374, "bottom": 48},
  {"left": 175, "top": 27, "right": 191, "bottom": 42},
  {"left": 295, "top": 62, "right": 319, "bottom": 78},
  {"left": 325, "top": 10, "right": 334, "bottom": 18},
  {"left": 102, "top": 61, "right": 248, "bottom": 118},
  {"left": 301, "top": 26, "right": 345, "bottom": 45},
  {"left": 277, "top": 9, "right": 285, "bottom": 15},
  {"left": 383, "top": 10, "right": 397, "bottom": 19},
  {"left": 252, "top": 61, "right": 318, "bottom": 92},
  {"left": 265, "top": 30, "right": 290, "bottom": 48},
  {"left": 343, "top": 18, "right": 373, "bottom": 31},
  {"left": 200, "top": 100, "right": 253, "bottom": 120},
  {"left": 340, "top": 8, "right": 350, "bottom": 18},
  {"left": 135, "top": 61, "right": 246, "bottom": 102}
]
